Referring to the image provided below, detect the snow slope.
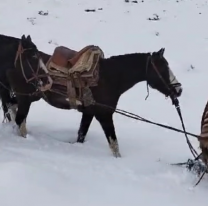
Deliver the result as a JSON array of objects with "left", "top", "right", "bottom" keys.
[{"left": 0, "top": 0, "right": 208, "bottom": 205}]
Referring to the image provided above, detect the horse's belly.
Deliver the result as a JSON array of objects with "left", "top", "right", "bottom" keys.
[{"left": 43, "top": 93, "right": 71, "bottom": 110}]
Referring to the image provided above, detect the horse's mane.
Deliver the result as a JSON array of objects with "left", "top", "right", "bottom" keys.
[
  {"left": 0, "top": 34, "right": 19, "bottom": 43},
  {"left": 106, "top": 52, "right": 150, "bottom": 61}
]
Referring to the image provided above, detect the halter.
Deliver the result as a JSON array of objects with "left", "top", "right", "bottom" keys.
[
  {"left": 146, "top": 54, "right": 181, "bottom": 103},
  {"left": 14, "top": 41, "right": 52, "bottom": 92}
]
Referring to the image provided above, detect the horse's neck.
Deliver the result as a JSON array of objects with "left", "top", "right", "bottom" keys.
[
  {"left": 101, "top": 54, "right": 148, "bottom": 95},
  {"left": 0, "top": 39, "right": 19, "bottom": 62},
  {"left": 39, "top": 51, "right": 51, "bottom": 64}
]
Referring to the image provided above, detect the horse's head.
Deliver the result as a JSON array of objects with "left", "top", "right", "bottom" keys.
[
  {"left": 147, "top": 48, "right": 182, "bottom": 100},
  {"left": 16, "top": 35, "right": 52, "bottom": 92}
]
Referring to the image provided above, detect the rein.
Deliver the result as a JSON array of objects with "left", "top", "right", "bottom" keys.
[
  {"left": 13, "top": 42, "right": 54, "bottom": 101},
  {"left": 14, "top": 42, "right": 40, "bottom": 83},
  {"left": 14, "top": 42, "right": 52, "bottom": 92}
]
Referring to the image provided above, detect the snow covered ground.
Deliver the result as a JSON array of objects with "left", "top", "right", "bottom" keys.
[{"left": 0, "top": 0, "right": 208, "bottom": 205}]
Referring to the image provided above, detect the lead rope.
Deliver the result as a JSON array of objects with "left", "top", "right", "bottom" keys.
[
  {"left": 150, "top": 57, "right": 199, "bottom": 159},
  {"left": 171, "top": 97, "right": 207, "bottom": 186},
  {"left": 149, "top": 56, "right": 207, "bottom": 184},
  {"left": 172, "top": 97, "right": 198, "bottom": 158},
  {"left": 149, "top": 57, "right": 199, "bottom": 159}
]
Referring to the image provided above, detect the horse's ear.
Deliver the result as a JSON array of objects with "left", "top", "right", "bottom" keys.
[
  {"left": 158, "top": 48, "right": 165, "bottom": 57},
  {"left": 21, "top": 35, "right": 26, "bottom": 40},
  {"left": 26, "top": 35, "right": 32, "bottom": 42}
]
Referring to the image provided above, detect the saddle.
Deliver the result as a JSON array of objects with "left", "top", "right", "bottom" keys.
[
  {"left": 45, "top": 45, "right": 104, "bottom": 108},
  {"left": 49, "top": 45, "right": 94, "bottom": 68}
]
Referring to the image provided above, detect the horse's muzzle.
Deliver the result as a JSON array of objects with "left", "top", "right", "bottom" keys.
[
  {"left": 175, "top": 86, "right": 183, "bottom": 97},
  {"left": 171, "top": 83, "right": 183, "bottom": 97}
]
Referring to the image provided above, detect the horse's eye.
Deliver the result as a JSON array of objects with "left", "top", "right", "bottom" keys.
[{"left": 32, "top": 55, "right": 37, "bottom": 59}]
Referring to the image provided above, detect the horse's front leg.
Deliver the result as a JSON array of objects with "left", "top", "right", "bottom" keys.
[
  {"left": 15, "top": 96, "right": 31, "bottom": 137},
  {"left": 77, "top": 112, "right": 94, "bottom": 143},
  {"left": 7, "top": 103, "right": 18, "bottom": 122},
  {"left": 95, "top": 113, "right": 121, "bottom": 158}
]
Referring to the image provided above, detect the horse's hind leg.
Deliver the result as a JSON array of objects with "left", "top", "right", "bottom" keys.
[
  {"left": 6, "top": 95, "right": 18, "bottom": 122},
  {"left": 95, "top": 113, "right": 121, "bottom": 158},
  {"left": 15, "top": 96, "right": 31, "bottom": 137},
  {"left": 0, "top": 88, "right": 17, "bottom": 122},
  {"left": 1, "top": 100, "right": 10, "bottom": 122},
  {"left": 77, "top": 112, "right": 94, "bottom": 143}
]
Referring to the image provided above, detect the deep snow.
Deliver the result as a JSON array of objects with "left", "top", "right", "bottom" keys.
[{"left": 0, "top": 0, "right": 208, "bottom": 205}]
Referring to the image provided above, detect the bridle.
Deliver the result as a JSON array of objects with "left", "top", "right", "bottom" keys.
[
  {"left": 14, "top": 41, "right": 53, "bottom": 93},
  {"left": 146, "top": 54, "right": 182, "bottom": 103}
]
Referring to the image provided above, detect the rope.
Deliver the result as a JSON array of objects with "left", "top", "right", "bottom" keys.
[
  {"left": 172, "top": 98, "right": 198, "bottom": 158},
  {"left": 95, "top": 101, "right": 206, "bottom": 186},
  {"left": 95, "top": 102, "right": 199, "bottom": 138}
]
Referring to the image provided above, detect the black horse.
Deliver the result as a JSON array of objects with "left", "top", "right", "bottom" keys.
[{"left": 1, "top": 34, "right": 183, "bottom": 157}]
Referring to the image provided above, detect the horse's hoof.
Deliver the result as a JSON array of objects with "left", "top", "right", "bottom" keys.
[
  {"left": 2, "top": 113, "right": 11, "bottom": 123},
  {"left": 12, "top": 124, "right": 26, "bottom": 138},
  {"left": 18, "top": 128, "right": 27, "bottom": 138},
  {"left": 77, "top": 135, "right": 86, "bottom": 143},
  {"left": 113, "top": 152, "right": 121, "bottom": 158},
  {"left": 19, "top": 119, "right": 27, "bottom": 138},
  {"left": 109, "top": 139, "right": 121, "bottom": 158}
]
